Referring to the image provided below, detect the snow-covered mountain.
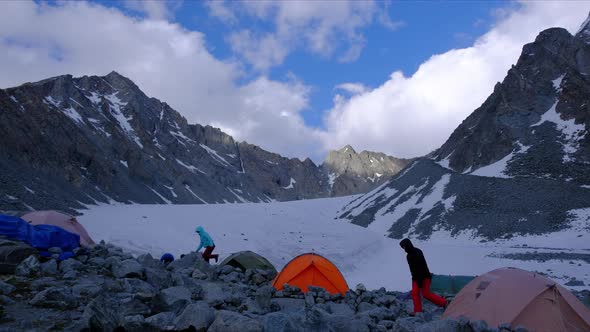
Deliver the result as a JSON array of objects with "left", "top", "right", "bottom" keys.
[
  {"left": 323, "top": 145, "right": 413, "bottom": 197},
  {"left": 338, "top": 17, "right": 590, "bottom": 240},
  {"left": 0, "top": 72, "right": 406, "bottom": 212}
]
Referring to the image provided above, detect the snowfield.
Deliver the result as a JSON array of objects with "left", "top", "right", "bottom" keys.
[{"left": 78, "top": 197, "right": 590, "bottom": 292}]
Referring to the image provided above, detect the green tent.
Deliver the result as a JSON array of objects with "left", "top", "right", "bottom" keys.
[
  {"left": 220, "top": 251, "right": 277, "bottom": 273},
  {"left": 430, "top": 274, "right": 476, "bottom": 296}
]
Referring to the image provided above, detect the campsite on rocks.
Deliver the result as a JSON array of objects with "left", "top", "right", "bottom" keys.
[{"left": 1, "top": 1, "right": 590, "bottom": 331}]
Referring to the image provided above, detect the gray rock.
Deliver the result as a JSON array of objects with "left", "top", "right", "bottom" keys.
[
  {"left": 122, "top": 278, "right": 156, "bottom": 294},
  {"left": 174, "top": 302, "right": 215, "bottom": 331},
  {"left": 201, "top": 281, "right": 226, "bottom": 307},
  {"left": 255, "top": 285, "right": 275, "bottom": 313},
  {"left": 88, "top": 257, "right": 106, "bottom": 267},
  {"left": 145, "top": 312, "right": 176, "bottom": 331},
  {"left": 356, "top": 283, "right": 367, "bottom": 293},
  {"left": 145, "top": 267, "right": 173, "bottom": 290},
  {"left": 263, "top": 312, "right": 305, "bottom": 332},
  {"left": 357, "top": 302, "right": 377, "bottom": 312},
  {"left": 112, "top": 259, "right": 144, "bottom": 279},
  {"left": 208, "top": 310, "right": 263, "bottom": 332},
  {"left": 40, "top": 259, "right": 58, "bottom": 275},
  {"left": 120, "top": 297, "right": 151, "bottom": 316},
  {"left": 156, "top": 286, "right": 192, "bottom": 312},
  {"left": 121, "top": 315, "right": 156, "bottom": 332},
  {"left": 79, "top": 295, "right": 121, "bottom": 331},
  {"left": 415, "top": 319, "right": 462, "bottom": 332},
  {"left": 252, "top": 273, "right": 267, "bottom": 285},
  {"left": 326, "top": 314, "right": 370, "bottom": 332},
  {"left": 29, "top": 287, "right": 78, "bottom": 310},
  {"left": 221, "top": 265, "right": 234, "bottom": 275},
  {"left": 48, "top": 247, "right": 62, "bottom": 254},
  {"left": 72, "top": 278, "right": 103, "bottom": 297},
  {"left": 565, "top": 279, "right": 585, "bottom": 287},
  {"left": 0, "top": 280, "right": 15, "bottom": 295},
  {"left": 392, "top": 316, "right": 427, "bottom": 332},
  {"left": 192, "top": 268, "right": 208, "bottom": 280},
  {"left": 271, "top": 298, "right": 306, "bottom": 313},
  {"left": 15, "top": 255, "right": 40, "bottom": 277},
  {"left": 470, "top": 320, "right": 489, "bottom": 332},
  {"left": 63, "top": 270, "right": 78, "bottom": 279},
  {"left": 137, "top": 253, "right": 159, "bottom": 268},
  {"left": 305, "top": 292, "right": 315, "bottom": 306},
  {"left": 514, "top": 325, "right": 529, "bottom": 332}
]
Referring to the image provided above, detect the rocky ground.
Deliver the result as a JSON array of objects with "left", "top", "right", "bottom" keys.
[{"left": 0, "top": 242, "right": 588, "bottom": 332}]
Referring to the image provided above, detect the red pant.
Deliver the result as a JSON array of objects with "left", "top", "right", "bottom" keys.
[
  {"left": 411, "top": 278, "right": 446, "bottom": 312},
  {"left": 202, "top": 246, "right": 218, "bottom": 263}
]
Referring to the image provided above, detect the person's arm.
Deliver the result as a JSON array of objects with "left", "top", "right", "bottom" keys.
[
  {"left": 407, "top": 254, "right": 418, "bottom": 280},
  {"left": 196, "top": 238, "right": 203, "bottom": 252}
]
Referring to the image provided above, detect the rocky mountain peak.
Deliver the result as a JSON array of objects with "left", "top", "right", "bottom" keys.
[{"left": 323, "top": 145, "right": 413, "bottom": 197}]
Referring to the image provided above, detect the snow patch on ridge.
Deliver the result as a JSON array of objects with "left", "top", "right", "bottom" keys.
[
  {"left": 175, "top": 159, "right": 206, "bottom": 175},
  {"left": 282, "top": 178, "right": 296, "bottom": 190},
  {"left": 62, "top": 107, "right": 84, "bottom": 125},
  {"left": 148, "top": 187, "right": 171, "bottom": 204},
  {"left": 470, "top": 142, "right": 530, "bottom": 178},
  {"left": 200, "top": 144, "right": 231, "bottom": 167},
  {"left": 532, "top": 100, "right": 586, "bottom": 162}
]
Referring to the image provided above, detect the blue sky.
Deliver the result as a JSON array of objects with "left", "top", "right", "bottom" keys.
[
  {"left": 98, "top": 0, "right": 506, "bottom": 129},
  {"left": 2, "top": 1, "right": 588, "bottom": 159}
]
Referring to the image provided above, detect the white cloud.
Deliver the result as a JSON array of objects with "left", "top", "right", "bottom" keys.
[
  {"left": 123, "top": 0, "right": 182, "bottom": 21},
  {"left": 335, "top": 83, "right": 367, "bottom": 95},
  {"left": 227, "top": 30, "right": 288, "bottom": 71},
  {"left": 0, "top": 1, "right": 323, "bottom": 160},
  {"left": 211, "top": 0, "right": 400, "bottom": 70},
  {"left": 322, "top": 1, "right": 590, "bottom": 158}
]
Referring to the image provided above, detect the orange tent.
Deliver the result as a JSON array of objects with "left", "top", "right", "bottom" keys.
[
  {"left": 443, "top": 267, "right": 590, "bottom": 332},
  {"left": 272, "top": 253, "right": 349, "bottom": 295},
  {"left": 22, "top": 210, "right": 95, "bottom": 246}
]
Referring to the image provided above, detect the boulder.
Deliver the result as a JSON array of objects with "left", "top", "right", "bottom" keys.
[
  {"left": 326, "top": 314, "right": 370, "bottom": 332},
  {"left": 120, "top": 297, "right": 152, "bottom": 316},
  {"left": 0, "top": 280, "right": 15, "bottom": 295},
  {"left": 121, "top": 314, "right": 158, "bottom": 332},
  {"left": 137, "top": 253, "right": 159, "bottom": 268},
  {"left": 192, "top": 268, "right": 208, "bottom": 280},
  {"left": 0, "top": 239, "right": 37, "bottom": 274},
  {"left": 122, "top": 278, "right": 156, "bottom": 294},
  {"left": 271, "top": 298, "right": 306, "bottom": 313},
  {"left": 29, "top": 287, "right": 78, "bottom": 310},
  {"left": 255, "top": 285, "right": 275, "bottom": 313},
  {"left": 145, "top": 267, "right": 173, "bottom": 290},
  {"left": 79, "top": 295, "right": 122, "bottom": 331},
  {"left": 155, "top": 286, "right": 192, "bottom": 312},
  {"left": 263, "top": 312, "right": 305, "bottom": 332},
  {"left": 88, "top": 257, "right": 106, "bottom": 267},
  {"left": 40, "top": 259, "right": 58, "bottom": 275},
  {"left": 145, "top": 312, "right": 176, "bottom": 331},
  {"left": 174, "top": 302, "right": 215, "bottom": 331},
  {"left": 59, "top": 258, "right": 82, "bottom": 273},
  {"left": 208, "top": 310, "right": 263, "bottom": 332},
  {"left": 470, "top": 320, "right": 489, "bottom": 332},
  {"left": 112, "top": 259, "right": 144, "bottom": 279},
  {"left": 415, "top": 319, "right": 462, "bottom": 332},
  {"left": 15, "top": 255, "right": 40, "bottom": 277}
]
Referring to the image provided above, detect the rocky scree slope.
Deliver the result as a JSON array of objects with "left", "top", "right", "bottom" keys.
[
  {"left": 0, "top": 238, "right": 562, "bottom": 332},
  {"left": 0, "top": 72, "right": 404, "bottom": 213},
  {"left": 338, "top": 19, "right": 590, "bottom": 240}
]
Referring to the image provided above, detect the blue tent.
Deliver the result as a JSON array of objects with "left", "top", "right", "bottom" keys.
[{"left": 0, "top": 214, "right": 80, "bottom": 258}]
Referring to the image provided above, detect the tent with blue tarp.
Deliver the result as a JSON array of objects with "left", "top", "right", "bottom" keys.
[{"left": 0, "top": 214, "right": 80, "bottom": 259}]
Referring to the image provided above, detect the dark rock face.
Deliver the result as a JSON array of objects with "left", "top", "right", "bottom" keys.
[
  {"left": 434, "top": 26, "right": 590, "bottom": 186},
  {"left": 0, "top": 72, "right": 406, "bottom": 212},
  {"left": 323, "top": 145, "right": 414, "bottom": 197},
  {"left": 338, "top": 19, "right": 590, "bottom": 241},
  {"left": 338, "top": 159, "right": 590, "bottom": 240}
]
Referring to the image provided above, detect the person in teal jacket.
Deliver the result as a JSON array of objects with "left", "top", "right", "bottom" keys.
[{"left": 195, "top": 226, "right": 218, "bottom": 263}]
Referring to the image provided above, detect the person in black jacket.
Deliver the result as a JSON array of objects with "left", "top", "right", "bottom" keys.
[{"left": 400, "top": 238, "right": 447, "bottom": 314}]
